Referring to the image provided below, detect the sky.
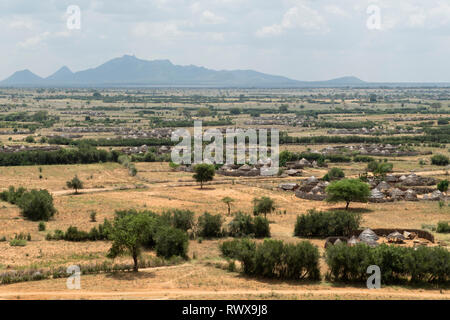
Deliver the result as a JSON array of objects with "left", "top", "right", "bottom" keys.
[{"left": 1, "top": 0, "right": 450, "bottom": 82}]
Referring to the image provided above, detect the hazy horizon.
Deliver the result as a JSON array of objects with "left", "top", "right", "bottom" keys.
[{"left": 1, "top": 0, "right": 450, "bottom": 82}]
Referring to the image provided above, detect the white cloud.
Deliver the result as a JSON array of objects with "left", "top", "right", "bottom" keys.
[
  {"left": 201, "top": 10, "right": 226, "bottom": 24},
  {"left": 9, "top": 17, "right": 33, "bottom": 30},
  {"left": 324, "top": 5, "right": 349, "bottom": 17},
  {"left": 18, "top": 31, "right": 49, "bottom": 47},
  {"left": 256, "top": 4, "right": 328, "bottom": 37}
]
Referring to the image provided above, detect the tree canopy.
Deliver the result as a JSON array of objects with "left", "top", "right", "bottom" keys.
[
  {"left": 193, "top": 163, "right": 215, "bottom": 189},
  {"left": 326, "top": 179, "right": 370, "bottom": 210}
]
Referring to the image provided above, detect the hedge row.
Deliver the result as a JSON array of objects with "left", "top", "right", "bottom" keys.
[
  {"left": 0, "top": 147, "right": 120, "bottom": 166},
  {"left": 220, "top": 239, "right": 320, "bottom": 281},
  {"left": 220, "top": 239, "right": 450, "bottom": 285},
  {"left": 294, "top": 209, "right": 361, "bottom": 238},
  {"left": 325, "top": 243, "right": 450, "bottom": 284}
]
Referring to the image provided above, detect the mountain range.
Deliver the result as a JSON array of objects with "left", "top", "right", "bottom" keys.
[{"left": 0, "top": 55, "right": 448, "bottom": 88}]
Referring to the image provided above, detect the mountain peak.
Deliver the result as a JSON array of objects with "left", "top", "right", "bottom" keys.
[{"left": 45, "top": 66, "right": 74, "bottom": 82}]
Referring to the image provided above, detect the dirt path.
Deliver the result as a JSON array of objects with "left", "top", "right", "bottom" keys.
[{"left": 0, "top": 288, "right": 448, "bottom": 300}]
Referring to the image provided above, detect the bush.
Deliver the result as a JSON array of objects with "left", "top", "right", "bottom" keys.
[
  {"left": 18, "top": 189, "right": 56, "bottom": 221},
  {"left": 253, "top": 216, "right": 270, "bottom": 238},
  {"left": 161, "top": 209, "right": 194, "bottom": 232},
  {"left": 437, "top": 221, "right": 450, "bottom": 233},
  {"left": 38, "top": 222, "right": 46, "bottom": 231},
  {"left": 353, "top": 155, "right": 375, "bottom": 163},
  {"left": 228, "top": 212, "right": 255, "bottom": 237},
  {"left": 323, "top": 168, "right": 345, "bottom": 181},
  {"left": 198, "top": 212, "right": 223, "bottom": 238},
  {"left": 155, "top": 226, "right": 189, "bottom": 259},
  {"left": 220, "top": 239, "right": 320, "bottom": 281},
  {"left": 294, "top": 209, "right": 361, "bottom": 238},
  {"left": 437, "top": 180, "right": 449, "bottom": 193},
  {"left": 227, "top": 213, "right": 270, "bottom": 238},
  {"left": 431, "top": 154, "right": 449, "bottom": 166},
  {"left": 325, "top": 243, "right": 450, "bottom": 284},
  {"left": 0, "top": 186, "right": 27, "bottom": 204},
  {"left": 9, "top": 239, "right": 27, "bottom": 247}
]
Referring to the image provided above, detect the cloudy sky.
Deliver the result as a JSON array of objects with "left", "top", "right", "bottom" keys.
[{"left": 1, "top": 0, "right": 450, "bottom": 82}]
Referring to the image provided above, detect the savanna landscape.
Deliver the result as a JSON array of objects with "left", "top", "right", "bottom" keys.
[{"left": 0, "top": 87, "right": 448, "bottom": 300}]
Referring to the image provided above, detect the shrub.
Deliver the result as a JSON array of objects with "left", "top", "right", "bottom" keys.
[
  {"left": 197, "top": 212, "right": 223, "bottom": 238},
  {"left": 325, "top": 243, "right": 450, "bottom": 284},
  {"left": 253, "top": 216, "right": 270, "bottom": 238},
  {"left": 161, "top": 209, "right": 194, "bottom": 232},
  {"left": 18, "top": 189, "right": 56, "bottom": 221},
  {"left": 0, "top": 186, "right": 27, "bottom": 204},
  {"left": 154, "top": 226, "right": 189, "bottom": 259},
  {"left": 228, "top": 212, "right": 255, "bottom": 237},
  {"left": 220, "top": 239, "right": 320, "bottom": 281},
  {"left": 431, "top": 154, "right": 449, "bottom": 166},
  {"left": 353, "top": 155, "right": 375, "bottom": 163},
  {"left": 437, "top": 180, "right": 449, "bottom": 193},
  {"left": 38, "top": 222, "right": 46, "bottom": 232},
  {"left": 367, "top": 161, "right": 393, "bottom": 176},
  {"left": 9, "top": 239, "right": 27, "bottom": 247},
  {"left": 437, "top": 221, "right": 450, "bottom": 233},
  {"left": 90, "top": 211, "right": 97, "bottom": 222},
  {"left": 294, "top": 209, "right": 361, "bottom": 238},
  {"left": 323, "top": 168, "right": 345, "bottom": 181}
]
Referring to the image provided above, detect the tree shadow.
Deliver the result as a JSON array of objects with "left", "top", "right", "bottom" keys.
[
  {"left": 234, "top": 273, "right": 321, "bottom": 287},
  {"left": 105, "top": 271, "right": 156, "bottom": 281},
  {"left": 325, "top": 207, "right": 373, "bottom": 214},
  {"left": 196, "top": 187, "right": 216, "bottom": 191}
]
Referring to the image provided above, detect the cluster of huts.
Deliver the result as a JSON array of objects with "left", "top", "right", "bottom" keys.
[
  {"left": 0, "top": 130, "right": 31, "bottom": 135},
  {"left": 121, "top": 145, "right": 171, "bottom": 155},
  {"left": 54, "top": 127, "right": 173, "bottom": 139},
  {"left": 367, "top": 173, "right": 444, "bottom": 202},
  {"left": 244, "top": 116, "right": 305, "bottom": 127},
  {"left": 282, "top": 173, "right": 445, "bottom": 202},
  {"left": 61, "top": 111, "right": 106, "bottom": 117},
  {"left": 320, "top": 144, "right": 421, "bottom": 157},
  {"left": 325, "top": 228, "right": 433, "bottom": 248},
  {"left": 326, "top": 127, "right": 420, "bottom": 135}
]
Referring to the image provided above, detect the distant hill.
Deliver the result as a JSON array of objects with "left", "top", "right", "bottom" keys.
[
  {"left": 2, "top": 69, "right": 43, "bottom": 85},
  {"left": 1, "top": 55, "right": 447, "bottom": 88},
  {"left": 0, "top": 55, "right": 369, "bottom": 88}
]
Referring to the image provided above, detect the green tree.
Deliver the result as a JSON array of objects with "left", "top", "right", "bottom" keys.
[
  {"left": 326, "top": 179, "right": 370, "bottom": 210},
  {"left": 106, "top": 212, "right": 156, "bottom": 272},
  {"left": 18, "top": 189, "right": 56, "bottom": 221},
  {"left": 222, "top": 196, "right": 235, "bottom": 216},
  {"left": 193, "top": 163, "right": 215, "bottom": 189},
  {"left": 437, "top": 180, "right": 449, "bottom": 194},
  {"left": 66, "top": 175, "right": 83, "bottom": 194},
  {"left": 253, "top": 196, "right": 275, "bottom": 218}
]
